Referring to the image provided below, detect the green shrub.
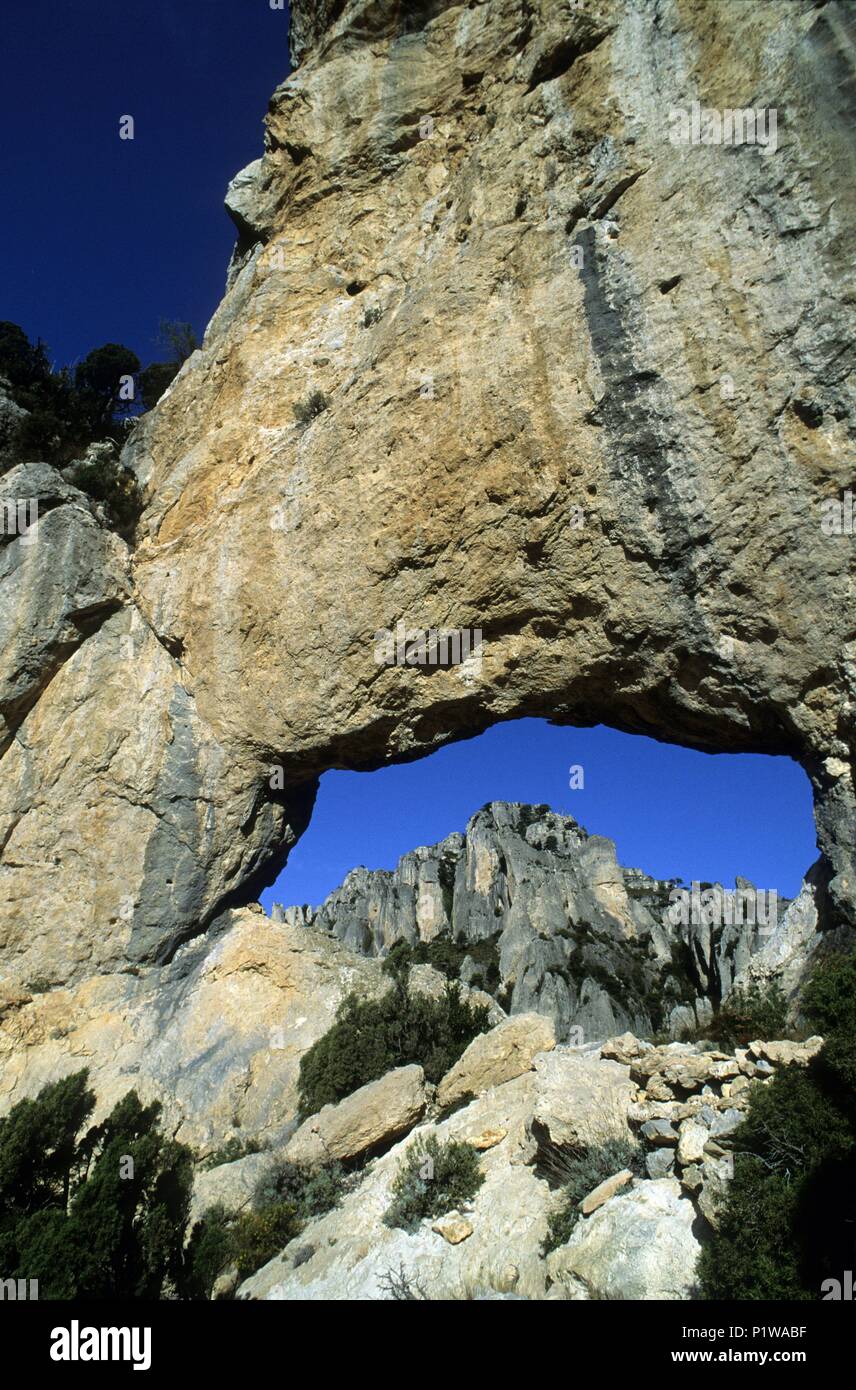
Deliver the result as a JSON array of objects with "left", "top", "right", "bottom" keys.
[
  {"left": 382, "top": 933, "right": 501, "bottom": 995},
  {"left": 0, "top": 1070, "right": 194, "bottom": 1299},
  {"left": 698, "top": 950, "right": 856, "bottom": 1299},
  {"left": 199, "top": 1135, "right": 260, "bottom": 1171},
  {"left": 384, "top": 1135, "right": 484, "bottom": 1233},
  {"left": 705, "top": 980, "right": 790, "bottom": 1049},
  {"left": 542, "top": 1138, "right": 644, "bottom": 1254},
  {"left": 696, "top": 1067, "right": 856, "bottom": 1299},
  {"left": 803, "top": 951, "right": 856, "bottom": 1034},
  {"left": 293, "top": 390, "right": 328, "bottom": 426},
  {"left": 252, "top": 1158, "right": 348, "bottom": 1221},
  {"left": 228, "top": 1202, "right": 301, "bottom": 1279},
  {"left": 297, "top": 977, "right": 489, "bottom": 1118},
  {"left": 1, "top": 318, "right": 193, "bottom": 479},
  {"left": 138, "top": 361, "right": 180, "bottom": 409},
  {"left": 181, "top": 1203, "right": 234, "bottom": 1300},
  {"left": 185, "top": 1157, "right": 350, "bottom": 1293},
  {"left": 67, "top": 453, "right": 143, "bottom": 538}
]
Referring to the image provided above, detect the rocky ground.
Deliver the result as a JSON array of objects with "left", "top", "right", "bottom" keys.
[{"left": 195, "top": 1016, "right": 821, "bottom": 1301}]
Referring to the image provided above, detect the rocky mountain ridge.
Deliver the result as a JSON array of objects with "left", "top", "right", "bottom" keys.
[{"left": 273, "top": 800, "right": 817, "bottom": 1040}]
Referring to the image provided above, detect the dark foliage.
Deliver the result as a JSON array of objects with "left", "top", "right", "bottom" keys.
[
  {"left": 297, "top": 976, "right": 490, "bottom": 1118},
  {"left": 698, "top": 950, "right": 856, "bottom": 1299},
  {"left": 0, "top": 1070, "right": 194, "bottom": 1299},
  {"left": 384, "top": 1135, "right": 484, "bottom": 1233}
]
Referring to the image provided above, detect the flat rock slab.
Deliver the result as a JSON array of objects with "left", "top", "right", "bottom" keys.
[
  {"left": 436, "top": 1013, "right": 556, "bottom": 1109},
  {"left": 580, "top": 1167, "right": 633, "bottom": 1215},
  {"left": 285, "top": 1064, "right": 426, "bottom": 1165}
]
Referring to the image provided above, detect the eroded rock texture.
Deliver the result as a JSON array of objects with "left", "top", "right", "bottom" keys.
[
  {"left": 1, "top": 2, "right": 854, "bottom": 1043},
  {"left": 274, "top": 801, "right": 820, "bottom": 1040}
]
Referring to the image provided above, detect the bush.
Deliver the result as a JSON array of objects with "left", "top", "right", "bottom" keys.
[
  {"left": 0, "top": 321, "right": 51, "bottom": 391},
  {"left": 252, "top": 1158, "right": 348, "bottom": 1221},
  {"left": 137, "top": 321, "right": 198, "bottom": 411},
  {"left": 0, "top": 1070, "right": 194, "bottom": 1299},
  {"left": 184, "top": 1157, "right": 350, "bottom": 1295},
  {"left": 228, "top": 1202, "right": 301, "bottom": 1280},
  {"left": 67, "top": 450, "right": 143, "bottom": 539},
  {"left": 697, "top": 950, "right": 856, "bottom": 1300},
  {"left": 697, "top": 1067, "right": 856, "bottom": 1299},
  {"left": 0, "top": 319, "right": 195, "bottom": 481},
  {"left": 182, "top": 1203, "right": 234, "bottom": 1300},
  {"left": 705, "top": 980, "right": 790, "bottom": 1049},
  {"left": 384, "top": 1135, "right": 484, "bottom": 1233},
  {"left": 138, "top": 361, "right": 180, "bottom": 410},
  {"left": 542, "top": 1138, "right": 644, "bottom": 1254},
  {"left": 199, "top": 1135, "right": 260, "bottom": 1171},
  {"left": 382, "top": 934, "right": 501, "bottom": 995},
  {"left": 293, "top": 390, "right": 328, "bottom": 426},
  {"left": 297, "top": 976, "right": 489, "bottom": 1118}
]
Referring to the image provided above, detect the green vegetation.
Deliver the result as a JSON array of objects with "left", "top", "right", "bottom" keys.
[
  {"left": 384, "top": 1135, "right": 484, "bottom": 1233},
  {"left": 1, "top": 318, "right": 198, "bottom": 534},
  {"left": 66, "top": 447, "right": 142, "bottom": 539},
  {"left": 199, "top": 1135, "right": 261, "bottom": 1171},
  {"left": 563, "top": 920, "right": 666, "bottom": 1030},
  {"left": 382, "top": 932, "right": 501, "bottom": 995},
  {"left": 252, "top": 1157, "right": 348, "bottom": 1219},
  {"left": 703, "top": 980, "right": 791, "bottom": 1049},
  {"left": 697, "top": 950, "right": 856, "bottom": 1300},
  {"left": 0, "top": 1070, "right": 194, "bottom": 1299},
  {"left": 185, "top": 1157, "right": 350, "bottom": 1295},
  {"left": 297, "top": 974, "right": 490, "bottom": 1118},
  {"left": 292, "top": 390, "right": 328, "bottom": 426},
  {"left": 541, "top": 1137, "right": 644, "bottom": 1254},
  {"left": 0, "top": 1068, "right": 353, "bottom": 1299},
  {"left": 137, "top": 320, "right": 198, "bottom": 410}
]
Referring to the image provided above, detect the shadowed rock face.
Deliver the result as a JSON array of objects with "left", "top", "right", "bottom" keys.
[{"left": 1, "top": 0, "right": 854, "bottom": 998}]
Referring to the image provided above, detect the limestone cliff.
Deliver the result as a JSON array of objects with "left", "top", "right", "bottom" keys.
[
  {"left": 1, "top": 0, "right": 855, "bottom": 1134},
  {"left": 273, "top": 800, "right": 817, "bottom": 1040}
]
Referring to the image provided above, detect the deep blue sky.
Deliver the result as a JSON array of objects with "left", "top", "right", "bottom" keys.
[
  {"left": 2, "top": 6, "right": 817, "bottom": 913},
  {"left": 263, "top": 720, "right": 816, "bottom": 911},
  {"left": 1, "top": 0, "right": 292, "bottom": 370}
]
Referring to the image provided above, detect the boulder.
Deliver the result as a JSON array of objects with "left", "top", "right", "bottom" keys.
[
  {"left": 698, "top": 1155, "right": 735, "bottom": 1229},
  {"left": 436, "top": 1013, "right": 556, "bottom": 1109},
  {"left": 640, "top": 1118, "right": 678, "bottom": 1145},
  {"left": 432, "top": 1212, "right": 474, "bottom": 1245},
  {"left": 680, "top": 1164, "right": 704, "bottom": 1194},
  {"left": 646, "top": 1149, "right": 675, "bottom": 1180},
  {"left": 285, "top": 1065, "right": 426, "bottom": 1166},
  {"left": 530, "top": 1048, "right": 635, "bottom": 1149},
  {"left": 601, "top": 1033, "right": 651, "bottom": 1064},
  {"left": 546, "top": 1179, "right": 701, "bottom": 1301},
  {"left": 749, "top": 1037, "right": 823, "bottom": 1067},
  {"left": 190, "top": 1151, "right": 273, "bottom": 1227},
  {"left": 677, "top": 1120, "right": 709, "bottom": 1166},
  {"left": 579, "top": 1168, "right": 634, "bottom": 1215},
  {"left": 709, "top": 1108, "right": 745, "bottom": 1140}
]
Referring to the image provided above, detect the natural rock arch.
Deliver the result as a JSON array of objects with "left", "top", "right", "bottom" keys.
[{"left": 1, "top": 0, "right": 854, "bottom": 999}]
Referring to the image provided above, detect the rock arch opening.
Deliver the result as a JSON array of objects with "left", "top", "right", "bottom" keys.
[{"left": 257, "top": 719, "right": 818, "bottom": 1043}]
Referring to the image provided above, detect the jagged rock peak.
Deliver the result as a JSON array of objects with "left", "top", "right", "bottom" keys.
[{"left": 271, "top": 800, "right": 814, "bottom": 1044}]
